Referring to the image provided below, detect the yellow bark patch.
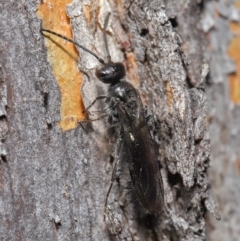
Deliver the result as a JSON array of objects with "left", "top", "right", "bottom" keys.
[
  {"left": 235, "top": 159, "right": 240, "bottom": 175},
  {"left": 37, "top": 0, "right": 85, "bottom": 131},
  {"left": 125, "top": 53, "right": 140, "bottom": 88},
  {"left": 228, "top": 21, "right": 240, "bottom": 103},
  {"left": 166, "top": 81, "right": 174, "bottom": 116},
  {"left": 235, "top": 0, "right": 240, "bottom": 9},
  {"left": 83, "top": 5, "right": 91, "bottom": 25}
]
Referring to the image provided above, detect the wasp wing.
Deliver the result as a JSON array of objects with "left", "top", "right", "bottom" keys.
[{"left": 118, "top": 106, "right": 164, "bottom": 214}]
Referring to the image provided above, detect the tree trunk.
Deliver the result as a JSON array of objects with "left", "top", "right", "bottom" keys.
[
  {"left": 1, "top": 0, "right": 231, "bottom": 240},
  {"left": 202, "top": 0, "right": 240, "bottom": 240}
]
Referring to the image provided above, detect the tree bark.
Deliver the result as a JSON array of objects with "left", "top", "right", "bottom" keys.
[
  {"left": 202, "top": 0, "right": 240, "bottom": 240},
  {"left": 0, "top": 0, "right": 226, "bottom": 241}
]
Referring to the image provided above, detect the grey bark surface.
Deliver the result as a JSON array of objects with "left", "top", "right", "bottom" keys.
[
  {"left": 0, "top": 0, "right": 223, "bottom": 241},
  {"left": 202, "top": 0, "right": 240, "bottom": 241}
]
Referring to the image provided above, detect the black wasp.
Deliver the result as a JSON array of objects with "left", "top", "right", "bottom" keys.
[{"left": 41, "top": 13, "right": 164, "bottom": 215}]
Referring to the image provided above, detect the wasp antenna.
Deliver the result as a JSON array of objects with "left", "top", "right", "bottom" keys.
[
  {"left": 103, "top": 13, "right": 111, "bottom": 63},
  {"left": 40, "top": 28, "right": 105, "bottom": 65}
]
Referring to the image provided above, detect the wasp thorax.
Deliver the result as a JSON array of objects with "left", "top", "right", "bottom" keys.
[{"left": 95, "top": 62, "right": 126, "bottom": 84}]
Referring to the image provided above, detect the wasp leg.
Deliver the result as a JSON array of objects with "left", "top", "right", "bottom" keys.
[
  {"left": 104, "top": 129, "right": 122, "bottom": 220},
  {"left": 82, "top": 114, "right": 108, "bottom": 122},
  {"left": 104, "top": 159, "right": 119, "bottom": 221},
  {"left": 83, "top": 95, "right": 108, "bottom": 114}
]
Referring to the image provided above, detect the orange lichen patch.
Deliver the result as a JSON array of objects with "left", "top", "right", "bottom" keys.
[
  {"left": 37, "top": 0, "right": 85, "bottom": 131},
  {"left": 235, "top": 159, "right": 240, "bottom": 175},
  {"left": 214, "top": 8, "right": 220, "bottom": 18},
  {"left": 235, "top": 0, "right": 240, "bottom": 9},
  {"left": 205, "top": 32, "right": 212, "bottom": 50},
  {"left": 83, "top": 5, "right": 91, "bottom": 25},
  {"left": 165, "top": 81, "right": 174, "bottom": 116},
  {"left": 228, "top": 22, "right": 240, "bottom": 103},
  {"left": 125, "top": 53, "right": 140, "bottom": 88},
  {"left": 115, "top": 0, "right": 123, "bottom": 13},
  {"left": 182, "top": 42, "right": 189, "bottom": 54}
]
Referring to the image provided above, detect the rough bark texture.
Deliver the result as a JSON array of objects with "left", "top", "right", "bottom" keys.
[{"left": 0, "top": 0, "right": 229, "bottom": 241}]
